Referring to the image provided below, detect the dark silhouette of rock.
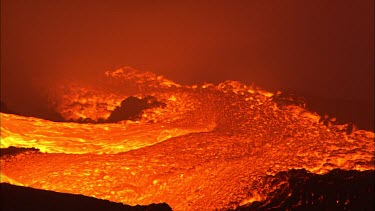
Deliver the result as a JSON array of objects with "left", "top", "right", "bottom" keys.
[
  {"left": 0, "top": 100, "right": 14, "bottom": 114},
  {"left": 72, "top": 117, "right": 97, "bottom": 124},
  {"left": 271, "top": 92, "right": 306, "bottom": 108},
  {"left": 236, "top": 169, "right": 374, "bottom": 210},
  {"left": 1, "top": 183, "right": 172, "bottom": 211},
  {"left": 107, "top": 96, "right": 165, "bottom": 123},
  {"left": 0, "top": 146, "right": 40, "bottom": 158}
]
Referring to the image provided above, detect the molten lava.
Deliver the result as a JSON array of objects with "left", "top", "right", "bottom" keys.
[{"left": 1, "top": 67, "right": 374, "bottom": 210}]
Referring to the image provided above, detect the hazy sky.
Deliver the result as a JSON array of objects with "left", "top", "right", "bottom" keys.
[{"left": 1, "top": 0, "right": 374, "bottom": 115}]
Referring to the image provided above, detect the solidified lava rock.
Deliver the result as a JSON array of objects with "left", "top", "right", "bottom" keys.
[
  {"left": 237, "top": 169, "right": 375, "bottom": 210},
  {"left": 271, "top": 92, "right": 306, "bottom": 108},
  {"left": 0, "top": 183, "right": 172, "bottom": 211},
  {"left": 107, "top": 96, "right": 166, "bottom": 123},
  {"left": 0, "top": 146, "right": 40, "bottom": 158}
]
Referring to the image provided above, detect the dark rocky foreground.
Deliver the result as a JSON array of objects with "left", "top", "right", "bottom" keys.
[
  {"left": 2, "top": 168, "right": 373, "bottom": 211},
  {"left": 237, "top": 169, "right": 375, "bottom": 210},
  {"left": 0, "top": 183, "right": 172, "bottom": 211}
]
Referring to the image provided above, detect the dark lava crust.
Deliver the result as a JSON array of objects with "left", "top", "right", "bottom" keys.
[
  {"left": 0, "top": 183, "right": 172, "bottom": 211},
  {"left": 237, "top": 169, "right": 374, "bottom": 210}
]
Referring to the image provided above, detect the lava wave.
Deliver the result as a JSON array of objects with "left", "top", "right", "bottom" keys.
[{"left": 1, "top": 67, "right": 374, "bottom": 210}]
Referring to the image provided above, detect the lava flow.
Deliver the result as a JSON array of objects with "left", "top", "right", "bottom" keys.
[{"left": 1, "top": 67, "right": 374, "bottom": 210}]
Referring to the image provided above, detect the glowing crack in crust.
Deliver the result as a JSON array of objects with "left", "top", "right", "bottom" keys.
[{"left": 1, "top": 67, "right": 374, "bottom": 210}]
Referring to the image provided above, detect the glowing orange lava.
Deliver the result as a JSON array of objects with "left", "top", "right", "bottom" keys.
[{"left": 1, "top": 67, "right": 374, "bottom": 210}]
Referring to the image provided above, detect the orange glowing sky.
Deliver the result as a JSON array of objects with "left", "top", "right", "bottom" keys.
[{"left": 1, "top": 0, "right": 374, "bottom": 119}]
